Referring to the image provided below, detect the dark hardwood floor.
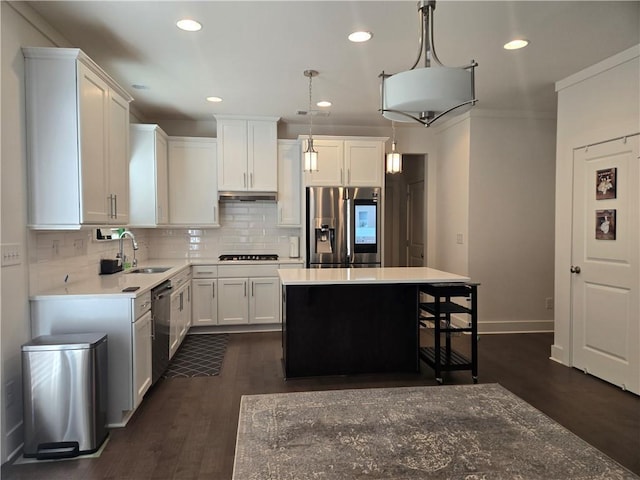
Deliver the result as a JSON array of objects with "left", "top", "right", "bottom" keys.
[{"left": 3, "top": 332, "right": 639, "bottom": 479}]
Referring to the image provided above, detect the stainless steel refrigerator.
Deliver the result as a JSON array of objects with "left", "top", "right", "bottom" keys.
[{"left": 306, "top": 186, "right": 381, "bottom": 268}]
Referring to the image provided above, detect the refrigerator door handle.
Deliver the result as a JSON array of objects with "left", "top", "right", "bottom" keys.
[{"left": 345, "top": 196, "right": 352, "bottom": 263}]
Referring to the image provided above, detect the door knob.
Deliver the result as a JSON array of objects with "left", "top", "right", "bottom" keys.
[{"left": 570, "top": 265, "right": 581, "bottom": 274}]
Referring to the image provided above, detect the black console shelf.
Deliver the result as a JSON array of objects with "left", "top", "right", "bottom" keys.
[{"left": 418, "top": 282, "right": 479, "bottom": 384}]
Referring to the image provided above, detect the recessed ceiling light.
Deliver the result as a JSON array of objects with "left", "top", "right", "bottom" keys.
[
  {"left": 177, "top": 19, "right": 202, "bottom": 32},
  {"left": 206, "top": 96, "right": 223, "bottom": 103},
  {"left": 504, "top": 39, "right": 529, "bottom": 50},
  {"left": 348, "top": 31, "right": 372, "bottom": 43},
  {"left": 316, "top": 100, "right": 332, "bottom": 108}
]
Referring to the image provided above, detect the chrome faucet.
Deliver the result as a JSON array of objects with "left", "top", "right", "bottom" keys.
[{"left": 117, "top": 230, "right": 139, "bottom": 268}]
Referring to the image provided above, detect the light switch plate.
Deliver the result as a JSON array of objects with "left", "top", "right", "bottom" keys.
[{"left": 1, "top": 243, "right": 23, "bottom": 267}]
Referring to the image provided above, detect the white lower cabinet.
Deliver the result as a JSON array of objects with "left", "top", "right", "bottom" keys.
[
  {"left": 132, "top": 309, "right": 152, "bottom": 408},
  {"left": 192, "top": 279, "right": 218, "bottom": 325},
  {"left": 249, "top": 277, "right": 280, "bottom": 324},
  {"left": 217, "top": 277, "right": 279, "bottom": 325},
  {"left": 218, "top": 278, "right": 250, "bottom": 325},
  {"left": 170, "top": 288, "right": 181, "bottom": 358},
  {"left": 30, "top": 292, "right": 152, "bottom": 427},
  {"left": 169, "top": 270, "right": 192, "bottom": 358},
  {"left": 182, "top": 282, "right": 191, "bottom": 340},
  {"left": 217, "top": 264, "right": 282, "bottom": 325}
]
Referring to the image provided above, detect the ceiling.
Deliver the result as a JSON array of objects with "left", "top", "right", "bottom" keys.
[{"left": 25, "top": 1, "right": 640, "bottom": 127}]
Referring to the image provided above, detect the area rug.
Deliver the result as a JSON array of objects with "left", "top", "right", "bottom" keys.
[
  {"left": 233, "top": 383, "right": 638, "bottom": 479},
  {"left": 162, "top": 333, "right": 228, "bottom": 378}
]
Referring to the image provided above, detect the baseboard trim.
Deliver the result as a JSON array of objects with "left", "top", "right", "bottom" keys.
[
  {"left": 550, "top": 344, "right": 567, "bottom": 365},
  {"left": 188, "top": 324, "right": 281, "bottom": 335}
]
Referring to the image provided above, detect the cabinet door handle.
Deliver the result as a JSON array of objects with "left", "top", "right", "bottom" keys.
[
  {"left": 340, "top": 168, "right": 343, "bottom": 184},
  {"left": 113, "top": 194, "right": 118, "bottom": 218},
  {"left": 244, "top": 281, "right": 247, "bottom": 297},
  {"left": 150, "top": 314, "right": 155, "bottom": 339},
  {"left": 243, "top": 173, "right": 247, "bottom": 188},
  {"left": 250, "top": 172, "right": 253, "bottom": 188},
  {"left": 212, "top": 283, "right": 215, "bottom": 298},
  {"left": 213, "top": 205, "right": 217, "bottom": 223},
  {"left": 348, "top": 169, "right": 351, "bottom": 184},
  {"left": 251, "top": 280, "right": 254, "bottom": 297}
]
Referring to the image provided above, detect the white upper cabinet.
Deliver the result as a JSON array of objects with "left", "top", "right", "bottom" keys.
[
  {"left": 129, "top": 124, "right": 169, "bottom": 227},
  {"left": 302, "top": 137, "right": 386, "bottom": 187},
  {"left": 23, "top": 47, "right": 133, "bottom": 229},
  {"left": 168, "top": 137, "right": 219, "bottom": 226},
  {"left": 216, "top": 115, "right": 279, "bottom": 192},
  {"left": 303, "top": 139, "right": 344, "bottom": 186},
  {"left": 277, "top": 140, "right": 302, "bottom": 227},
  {"left": 344, "top": 140, "right": 384, "bottom": 187}
]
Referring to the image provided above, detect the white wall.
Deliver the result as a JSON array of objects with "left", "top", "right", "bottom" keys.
[
  {"left": 0, "top": 1, "right": 71, "bottom": 462},
  {"left": 468, "top": 112, "right": 556, "bottom": 332},
  {"left": 552, "top": 45, "right": 640, "bottom": 365},
  {"left": 434, "top": 116, "right": 471, "bottom": 276}
]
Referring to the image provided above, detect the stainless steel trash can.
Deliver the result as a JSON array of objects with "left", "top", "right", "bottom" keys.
[{"left": 22, "top": 333, "right": 108, "bottom": 459}]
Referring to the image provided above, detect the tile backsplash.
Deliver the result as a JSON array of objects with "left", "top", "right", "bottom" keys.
[
  {"left": 150, "top": 202, "right": 299, "bottom": 258},
  {"left": 29, "top": 202, "right": 301, "bottom": 294},
  {"left": 29, "top": 229, "right": 151, "bottom": 294}
]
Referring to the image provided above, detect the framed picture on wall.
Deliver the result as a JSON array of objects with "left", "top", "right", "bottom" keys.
[
  {"left": 596, "top": 167, "right": 617, "bottom": 200},
  {"left": 595, "top": 209, "right": 616, "bottom": 240}
]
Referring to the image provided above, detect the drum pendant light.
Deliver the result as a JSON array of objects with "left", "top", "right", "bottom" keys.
[
  {"left": 379, "top": 0, "right": 478, "bottom": 127},
  {"left": 303, "top": 70, "right": 319, "bottom": 172}
]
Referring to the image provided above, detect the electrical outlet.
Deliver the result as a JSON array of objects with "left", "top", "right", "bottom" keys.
[
  {"left": 74, "top": 238, "right": 84, "bottom": 253},
  {"left": 456, "top": 234, "right": 464, "bottom": 245},
  {"left": 545, "top": 297, "right": 554, "bottom": 310},
  {"left": 1, "top": 243, "right": 22, "bottom": 267}
]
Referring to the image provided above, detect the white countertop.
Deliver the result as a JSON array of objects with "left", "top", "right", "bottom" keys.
[
  {"left": 278, "top": 267, "right": 470, "bottom": 286},
  {"left": 31, "top": 258, "right": 305, "bottom": 300}
]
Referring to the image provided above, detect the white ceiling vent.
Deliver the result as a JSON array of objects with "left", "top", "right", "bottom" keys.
[{"left": 297, "top": 109, "right": 330, "bottom": 117}]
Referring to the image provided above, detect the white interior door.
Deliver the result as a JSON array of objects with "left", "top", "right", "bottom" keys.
[
  {"left": 571, "top": 135, "right": 639, "bottom": 394},
  {"left": 407, "top": 180, "right": 424, "bottom": 266}
]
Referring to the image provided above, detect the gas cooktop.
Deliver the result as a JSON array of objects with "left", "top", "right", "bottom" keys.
[{"left": 218, "top": 254, "right": 279, "bottom": 261}]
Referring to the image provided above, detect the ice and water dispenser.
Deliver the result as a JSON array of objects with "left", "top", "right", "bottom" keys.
[{"left": 314, "top": 221, "right": 336, "bottom": 254}]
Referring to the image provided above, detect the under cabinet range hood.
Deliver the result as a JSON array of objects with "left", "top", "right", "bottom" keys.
[{"left": 218, "top": 191, "right": 277, "bottom": 202}]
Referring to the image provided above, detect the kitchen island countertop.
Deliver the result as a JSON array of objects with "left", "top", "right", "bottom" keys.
[{"left": 278, "top": 266, "right": 469, "bottom": 286}]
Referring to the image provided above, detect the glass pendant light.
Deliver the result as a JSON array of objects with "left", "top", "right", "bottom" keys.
[
  {"left": 386, "top": 122, "right": 402, "bottom": 174},
  {"left": 303, "top": 70, "right": 319, "bottom": 172}
]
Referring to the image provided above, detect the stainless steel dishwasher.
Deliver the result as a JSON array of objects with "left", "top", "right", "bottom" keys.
[{"left": 151, "top": 280, "right": 172, "bottom": 384}]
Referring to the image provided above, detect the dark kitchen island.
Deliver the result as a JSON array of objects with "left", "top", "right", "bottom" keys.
[{"left": 278, "top": 267, "right": 470, "bottom": 378}]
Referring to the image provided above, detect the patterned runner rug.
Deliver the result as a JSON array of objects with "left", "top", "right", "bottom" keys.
[
  {"left": 163, "top": 334, "right": 228, "bottom": 378},
  {"left": 233, "top": 383, "right": 639, "bottom": 479}
]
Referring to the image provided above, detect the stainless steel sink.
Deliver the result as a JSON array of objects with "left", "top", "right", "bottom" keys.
[{"left": 127, "top": 267, "right": 172, "bottom": 274}]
